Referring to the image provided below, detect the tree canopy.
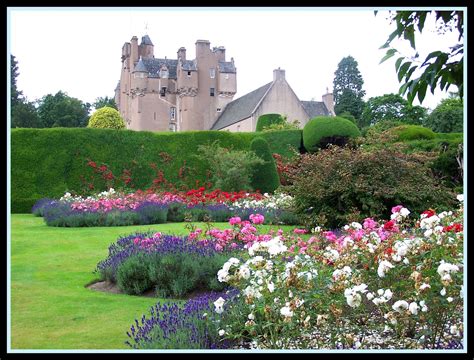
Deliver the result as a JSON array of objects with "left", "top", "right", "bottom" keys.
[
  {"left": 379, "top": 11, "right": 464, "bottom": 104},
  {"left": 93, "top": 96, "right": 117, "bottom": 111},
  {"left": 333, "top": 56, "right": 366, "bottom": 121},
  {"left": 424, "top": 96, "right": 463, "bottom": 133},
  {"left": 37, "top": 91, "right": 91, "bottom": 128},
  {"left": 360, "top": 93, "right": 428, "bottom": 128}
]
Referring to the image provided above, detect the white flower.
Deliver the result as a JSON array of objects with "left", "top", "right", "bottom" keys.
[
  {"left": 440, "top": 287, "right": 447, "bottom": 296},
  {"left": 377, "top": 260, "right": 394, "bottom": 278},
  {"left": 248, "top": 313, "right": 255, "bottom": 320},
  {"left": 267, "top": 282, "right": 275, "bottom": 293},
  {"left": 214, "top": 297, "right": 225, "bottom": 314},
  {"left": 239, "top": 265, "right": 251, "bottom": 280},
  {"left": 424, "top": 229, "right": 433, "bottom": 237},
  {"left": 351, "top": 222, "right": 362, "bottom": 230},
  {"left": 218, "top": 329, "right": 226, "bottom": 336},
  {"left": 447, "top": 297, "right": 454, "bottom": 303},
  {"left": 400, "top": 207, "right": 410, "bottom": 217},
  {"left": 457, "top": 194, "right": 464, "bottom": 202},
  {"left": 280, "top": 306, "right": 294, "bottom": 318},
  {"left": 392, "top": 300, "right": 409, "bottom": 313},
  {"left": 217, "top": 268, "right": 229, "bottom": 283},
  {"left": 437, "top": 262, "right": 460, "bottom": 279},
  {"left": 384, "top": 289, "right": 393, "bottom": 301},
  {"left": 450, "top": 325, "right": 459, "bottom": 335},
  {"left": 408, "top": 302, "right": 419, "bottom": 315},
  {"left": 420, "top": 300, "right": 428, "bottom": 312},
  {"left": 366, "top": 292, "right": 374, "bottom": 301},
  {"left": 403, "top": 258, "right": 410, "bottom": 265},
  {"left": 377, "top": 289, "right": 384, "bottom": 296},
  {"left": 264, "top": 236, "right": 288, "bottom": 256},
  {"left": 345, "top": 293, "right": 362, "bottom": 308},
  {"left": 419, "top": 283, "right": 431, "bottom": 291},
  {"left": 353, "top": 284, "right": 368, "bottom": 293}
]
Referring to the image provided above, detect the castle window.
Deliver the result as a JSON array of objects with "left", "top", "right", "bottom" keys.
[
  {"left": 210, "top": 68, "right": 215, "bottom": 79},
  {"left": 160, "top": 87, "right": 167, "bottom": 97},
  {"left": 217, "top": 108, "right": 222, "bottom": 112},
  {"left": 187, "top": 71, "right": 191, "bottom": 77},
  {"left": 210, "top": 88, "right": 215, "bottom": 97},
  {"left": 170, "top": 107, "right": 176, "bottom": 121}
]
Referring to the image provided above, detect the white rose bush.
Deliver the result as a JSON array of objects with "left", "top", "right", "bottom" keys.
[{"left": 210, "top": 197, "right": 464, "bottom": 349}]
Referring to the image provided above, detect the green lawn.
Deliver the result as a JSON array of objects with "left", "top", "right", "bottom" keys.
[{"left": 10, "top": 214, "right": 295, "bottom": 349}]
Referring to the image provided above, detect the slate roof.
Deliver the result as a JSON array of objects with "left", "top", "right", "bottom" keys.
[
  {"left": 181, "top": 59, "right": 197, "bottom": 71},
  {"left": 218, "top": 61, "right": 236, "bottom": 73},
  {"left": 211, "top": 82, "right": 273, "bottom": 130},
  {"left": 140, "top": 58, "right": 179, "bottom": 78},
  {"left": 141, "top": 35, "right": 154, "bottom": 46},
  {"left": 133, "top": 58, "right": 148, "bottom": 73},
  {"left": 301, "top": 100, "right": 329, "bottom": 118}
]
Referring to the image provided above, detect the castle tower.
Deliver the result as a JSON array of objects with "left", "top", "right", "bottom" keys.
[{"left": 140, "top": 35, "right": 154, "bottom": 59}]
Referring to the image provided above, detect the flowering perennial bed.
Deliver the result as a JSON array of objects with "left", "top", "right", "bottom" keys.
[
  {"left": 124, "top": 195, "right": 464, "bottom": 350},
  {"left": 32, "top": 188, "right": 299, "bottom": 227}
]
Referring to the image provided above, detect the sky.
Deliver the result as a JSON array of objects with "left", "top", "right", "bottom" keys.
[{"left": 8, "top": 7, "right": 464, "bottom": 111}]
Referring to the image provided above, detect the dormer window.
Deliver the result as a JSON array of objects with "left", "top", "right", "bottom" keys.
[{"left": 160, "top": 68, "right": 169, "bottom": 79}]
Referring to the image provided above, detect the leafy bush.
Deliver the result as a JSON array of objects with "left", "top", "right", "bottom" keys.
[
  {"left": 197, "top": 141, "right": 264, "bottom": 192},
  {"left": 250, "top": 137, "right": 280, "bottom": 194},
  {"left": 135, "top": 202, "right": 168, "bottom": 225},
  {"left": 389, "top": 125, "right": 436, "bottom": 141},
  {"left": 285, "top": 145, "right": 457, "bottom": 229},
  {"left": 255, "top": 113, "right": 285, "bottom": 132},
  {"left": 87, "top": 107, "right": 125, "bottom": 129},
  {"left": 31, "top": 198, "right": 56, "bottom": 216},
  {"left": 96, "top": 233, "right": 238, "bottom": 298},
  {"left": 425, "top": 97, "right": 463, "bottom": 133},
  {"left": 116, "top": 255, "right": 153, "bottom": 295},
  {"left": 303, "top": 116, "right": 361, "bottom": 153}
]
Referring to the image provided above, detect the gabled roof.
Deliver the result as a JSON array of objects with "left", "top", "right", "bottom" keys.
[
  {"left": 211, "top": 82, "right": 273, "bottom": 130},
  {"left": 301, "top": 100, "right": 329, "bottom": 118},
  {"left": 141, "top": 58, "right": 179, "bottom": 78},
  {"left": 218, "top": 61, "right": 236, "bottom": 73}
]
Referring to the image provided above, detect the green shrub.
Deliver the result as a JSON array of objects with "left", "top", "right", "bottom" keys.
[
  {"left": 87, "top": 107, "right": 126, "bottom": 129},
  {"left": 285, "top": 145, "right": 457, "bottom": 229},
  {"left": 250, "top": 137, "right": 280, "bottom": 194},
  {"left": 197, "top": 141, "right": 264, "bottom": 192},
  {"left": 256, "top": 113, "right": 285, "bottom": 132},
  {"left": 147, "top": 252, "right": 229, "bottom": 298},
  {"left": 389, "top": 125, "right": 436, "bottom": 141},
  {"left": 302, "top": 116, "right": 361, "bottom": 153},
  {"left": 116, "top": 255, "right": 153, "bottom": 295},
  {"left": 259, "top": 129, "right": 303, "bottom": 159}
]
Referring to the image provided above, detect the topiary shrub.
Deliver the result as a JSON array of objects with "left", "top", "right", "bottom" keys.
[
  {"left": 389, "top": 125, "right": 436, "bottom": 141},
  {"left": 87, "top": 107, "right": 125, "bottom": 129},
  {"left": 250, "top": 137, "right": 280, "bottom": 194},
  {"left": 256, "top": 113, "right": 285, "bottom": 132},
  {"left": 285, "top": 145, "right": 457, "bottom": 229},
  {"left": 302, "top": 116, "right": 361, "bottom": 153}
]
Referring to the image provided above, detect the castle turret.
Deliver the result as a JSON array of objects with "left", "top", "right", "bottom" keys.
[
  {"left": 140, "top": 35, "right": 154, "bottom": 59},
  {"left": 322, "top": 90, "right": 335, "bottom": 116},
  {"left": 177, "top": 47, "right": 186, "bottom": 62},
  {"left": 132, "top": 57, "right": 148, "bottom": 90}
]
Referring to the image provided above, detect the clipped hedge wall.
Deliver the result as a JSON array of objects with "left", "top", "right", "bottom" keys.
[
  {"left": 256, "top": 113, "right": 285, "bottom": 132},
  {"left": 11, "top": 128, "right": 302, "bottom": 213},
  {"left": 250, "top": 137, "right": 280, "bottom": 194},
  {"left": 303, "top": 116, "right": 361, "bottom": 153}
]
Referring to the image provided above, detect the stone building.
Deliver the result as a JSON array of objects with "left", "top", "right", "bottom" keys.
[
  {"left": 211, "top": 68, "right": 334, "bottom": 131},
  {"left": 115, "top": 35, "right": 334, "bottom": 132},
  {"left": 115, "top": 34, "right": 237, "bottom": 131}
]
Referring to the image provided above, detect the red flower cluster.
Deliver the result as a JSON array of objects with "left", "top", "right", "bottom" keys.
[
  {"left": 181, "top": 188, "right": 263, "bottom": 206},
  {"left": 422, "top": 209, "right": 436, "bottom": 218},
  {"left": 443, "top": 223, "right": 463, "bottom": 233}
]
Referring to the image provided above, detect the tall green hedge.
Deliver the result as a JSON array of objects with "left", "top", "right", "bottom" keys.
[
  {"left": 11, "top": 128, "right": 302, "bottom": 213},
  {"left": 303, "top": 116, "right": 361, "bottom": 153},
  {"left": 250, "top": 137, "right": 280, "bottom": 194},
  {"left": 256, "top": 113, "right": 285, "bottom": 131}
]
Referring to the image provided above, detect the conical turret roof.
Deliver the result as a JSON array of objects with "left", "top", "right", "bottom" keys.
[{"left": 133, "top": 57, "right": 148, "bottom": 73}]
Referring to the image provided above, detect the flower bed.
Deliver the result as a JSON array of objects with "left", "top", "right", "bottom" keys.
[
  {"left": 126, "top": 195, "right": 464, "bottom": 349},
  {"left": 32, "top": 188, "right": 299, "bottom": 227}
]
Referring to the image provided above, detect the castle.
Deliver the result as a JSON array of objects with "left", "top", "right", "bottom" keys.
[{"left": 115, "top": 35, "right": 334, "bottom": 132}]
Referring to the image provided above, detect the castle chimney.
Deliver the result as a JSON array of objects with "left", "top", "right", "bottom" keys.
[
  {"left": 214, "top": 46, "right": 226, "bottom": 61},
  {"left": 130, "top": 36, "right": 139, "bottom": 71},
  {"left": 177, "top": 47, "right": 186, "bottom": 61},
  {"left": 273, "top": 68, "right": 285, "bottom": 82},
  {"left": 195, "top": 39, "right": 211, "bottom": 58},
  {"left": 322, "top": 90, "right": 335, "bottom": 116}
]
